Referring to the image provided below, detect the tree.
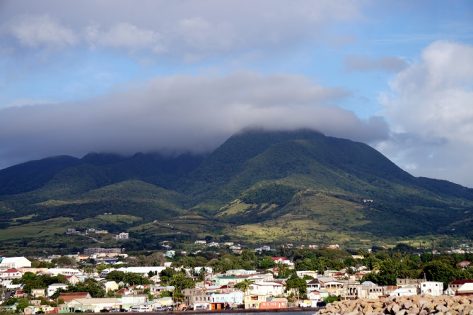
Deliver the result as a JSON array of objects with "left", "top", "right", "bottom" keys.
[
  {"left": 285, "top": 275, "right": 307, "bottom": 299},
  {"left": 257, "top": 256, "right": 275, "bottom": 269},
  {"left": 234, "top": 279, "right": 254, "bottom": 293},
  {"left": 423, "top": 260, "right": 458, "bottom": 288},
  {"left": 67, "top": 279, "right": 105, "bottom": 298}
]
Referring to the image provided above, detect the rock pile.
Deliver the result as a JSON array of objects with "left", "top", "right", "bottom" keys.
[{"left": 318, "top": 295, "right": 473, "bottom": 314}]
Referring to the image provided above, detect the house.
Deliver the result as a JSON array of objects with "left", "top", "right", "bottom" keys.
[
  {"left": 0, "top": 257, "right": 31, "bottom": 269},
  {"left": 317, "top": 277, "right": 345, "bottom": 296},
  {"left": 457, "top": 283, "right": 473, "bottom": 296},
  {"left": 0, "top": 268, "right": 22, "bottom": 280},
  {"left": 271, "top": 257, "right": 294, "bottom": 268},
  {"left": 390, "top": 285, "right": 418, "bottom": 297},
  {"left": 259, "top": 297, "right": 288, "bottom": 310},
  {"left": 47, "top": 283, "right": 69, "bottom": 297},
  {"left": 31, "top": 288, "right": 46, "bottom": 298},
  {"left": 47, "top": 268, "right": 82, "bottom": 277},
  {"left": 297, "top": 271, "right": 318, "bottom": 279},
  {"left": 420, "top": 281, "right": 443, "bottom": 296},
  {"left": 244, "top": 295, "right": 287, "bottom": 310},
  {"left": 307, "top": 279, "right": 321, "bottom": 291},
  {"left": 209, "top": 291, "right": 243, "bottom": 310},
  {"left": 449, "top": 279, "right": 473, "bottom": 294},
  {"left": 63, "top": 298, "right": 122, "bottom": 313},
  {"left": 115, "top": 232, "right": 129, "bottom": 240},
  {"left": 226, "top": 269, "right": 257, "bottom": 276},
  {"left": 248, "top": 281, "right": 284, "bottom": 296},
  {"left": 104, "top": 281, "right": 119, "bottom": 293},
  {"left": 65, "top": 275, "right": 81, "bottom": 285},
  {"left": 345, "top": 281, "right": 384, "bottom": 300},
  {"left": 149, "top": 285, "right": 175, "bottom": 296},
  {"left": 165, "top": 250, "right": 175, "bottom": 258},
  {"left": 396, "top": 278, "right": 423, "bottom": 286},
  {"left": 58, "top": 292, "right": 91, "bottom": 303},
  {"left": 457, "top": 261, "right": 471, "bottom": 269}
]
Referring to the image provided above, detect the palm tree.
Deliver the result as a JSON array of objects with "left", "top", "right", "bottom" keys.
[{"left": 234, "top": 279, "right": 254, "bottom": 294}]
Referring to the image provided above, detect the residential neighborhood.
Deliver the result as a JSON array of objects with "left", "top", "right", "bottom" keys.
[{"left": 1, "top": 242, "right": 472, "bottom": 314}]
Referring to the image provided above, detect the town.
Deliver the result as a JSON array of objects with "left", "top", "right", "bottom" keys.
[{"left": 1, "top": 241, "right": 472, "bottom": 314}]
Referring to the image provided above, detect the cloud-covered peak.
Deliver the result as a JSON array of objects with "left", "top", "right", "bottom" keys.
[{"left": 0, "top": 72, "right": 388, "bottom": 169}]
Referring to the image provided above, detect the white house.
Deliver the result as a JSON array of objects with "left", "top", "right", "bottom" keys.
[
  {"left": 297, "top": 271, "right": 318, "bottom": 279},
  {"left": 420, "top": 281, "right": 443, "bottom": 296},
  {"left": 248, "top": 281, "right": 285, "bottom": 296},
  {"left": 31, "top": 288, "right": 46, "bottom": 298},
  {"left": 0, "top": 257, "right": 31, "bottom": 269},
  {"left": 115, "top": 232, "right": 129, "bottom": 240},
  {"left": 457, "top": 283, "right": 473, "bottom": 295},
  {"left": 47, "top": 283, "right": 69, "bottom": 297},
  {"left": 390, "top": 285, "right": 418, "bottom": 297},
  {"left": 47, "top": 268, "right": 82, "bottom": 276},
  {"left": 271, "top": 257, "right": 294, "bottom": 268},
  {"left": 104, "top": 281, "right": 119, "bottom": 293},
  {"left": 211, "top": 291, "right": 243, "bottom": 306},
  {"left": 0, "top": 268, "right": 22, "bottom": 280}
]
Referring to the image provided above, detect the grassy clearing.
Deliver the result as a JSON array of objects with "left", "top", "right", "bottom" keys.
[{"left": 0, "top": 217, "right": 73, "bottom": 241}]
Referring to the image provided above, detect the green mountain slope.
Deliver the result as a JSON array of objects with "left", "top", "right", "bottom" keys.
[{"left": 0, "top": 129, "right": 472, "bottom": 252}]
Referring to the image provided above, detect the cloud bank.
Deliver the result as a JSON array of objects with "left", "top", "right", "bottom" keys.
[
  {"left": 0, "top": 0, "right": 361, "bottom": 59},
  {"left": 378, "top": 41, "right": 473, "bottom": 187},
  {"left": 0, "top": 72, "right": 388, "bottom": 168}
]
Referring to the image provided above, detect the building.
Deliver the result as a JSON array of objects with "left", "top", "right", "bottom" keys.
[
  {"left": 248, "top": 281, "right": 284, "bottom": 296},
  {"left": 31, "top": 288, "right": 46, "bottom": 298},
  {"left": 63, "top": 298, "right": 122, "bottom": 313},
  {"left": 457, "top": 283, "right": 473, "bottom": 296},
  {"left": 58, "top": 292, "right": 92, "bottom": 303},
  {"left": 0, "top": 257, "right": 31, "bottom": 269},
  {"left": 104, "top": 281, "right": 119, "bottom": 293},
  {"left": 449, "top": 279, "right": 473, "bottom": 294},
  {"left": 390, "top": 285, "right": 418, "bottom": 297},
  {"left": 420, "top": 281, "right": 443, "bottom": 296},
  {"left": 0, "top": 268, "right": 22, "bottom": 280},
  {"left": 47, "top": 283, "right": 69, "bottom": 297},
  {"left": 84, "top": 248, "right": 122, "bottom": 255},
  {"left": 345, "top": 281, "right": 384, "bottom": 300},
  {"left": 396, "top": 278, "right": 423, "bottom": 286},
  {"left": 47, "top": 268, "right": 82, "bottom": 277},
  {"left": 115, "top": 232, "right": 129, "bottom": 240}
]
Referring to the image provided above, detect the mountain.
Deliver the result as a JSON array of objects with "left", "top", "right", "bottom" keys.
[{"left": 0, "top": 129, "right": 472, "bottom": 253}]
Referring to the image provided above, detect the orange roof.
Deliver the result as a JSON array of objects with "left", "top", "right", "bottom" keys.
[{"left": 58, "top": 292, "right": 91, "bottom": 302}]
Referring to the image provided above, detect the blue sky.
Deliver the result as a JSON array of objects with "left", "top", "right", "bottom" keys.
[{"left": 0, "top": 0, "right": 473, "bottom": 186}]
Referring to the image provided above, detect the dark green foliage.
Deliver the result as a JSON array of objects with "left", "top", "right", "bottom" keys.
[
  {"left": 240, "top": 184, "right": 297, "bottom": 205},
  {"left": 1, "top": 129, "right": 473, "bottom": 250},
  {"left": 285, "top": 275, "right": 307, "bottom": 298},
  {"left": 65, "top": 279, "right": 105, "bottom": 298},
  {"left": 13, "top": 272, "right": 67, "bottom": 293},
  {"left": 105, "top": 271, "right": 150, "bottom": 285}
]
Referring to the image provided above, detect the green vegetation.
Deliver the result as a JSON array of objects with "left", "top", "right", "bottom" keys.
[
  {"left": 105, "top": 271, "right": 150, "bottom": 285},
  {"left": 1, "top": 129, "right": 473, "bottom": 253},
  {"left": 13, "top": 273, "right": 67, "bottom": 293}
]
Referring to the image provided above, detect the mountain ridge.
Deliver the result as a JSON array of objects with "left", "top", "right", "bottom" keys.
[{"left": 0, "top": 129, "right": 472, "bottom": 252}]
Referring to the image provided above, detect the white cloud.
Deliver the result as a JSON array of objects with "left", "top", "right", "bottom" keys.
[
  {"left": 0, "top": 72, "right": 388, "bottom": 169},
  {"left": 85, "top": 23, "right": 161, "bottom": 51},
  {"left": 0, "top": 0, "right": 361, "bottom": 58},
  {"left": 5, "top": 15, "right": 77, "bottom": 48},
  {"left": 379, "top": 41, "right": 473, "bottom": 187}
]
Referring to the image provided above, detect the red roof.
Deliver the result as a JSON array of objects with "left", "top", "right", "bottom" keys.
[
  {"left": 58, "top": 292, "right": 91, "bottom": 302},
  {"left": 271, "top": 257, "right": 288, "bottom": 261},
  {"left": 451, "top": 279, "right": 473, "bottom": 285},
  {"left": 5, "top": 268, "right": 19, "bottom": 273}
]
